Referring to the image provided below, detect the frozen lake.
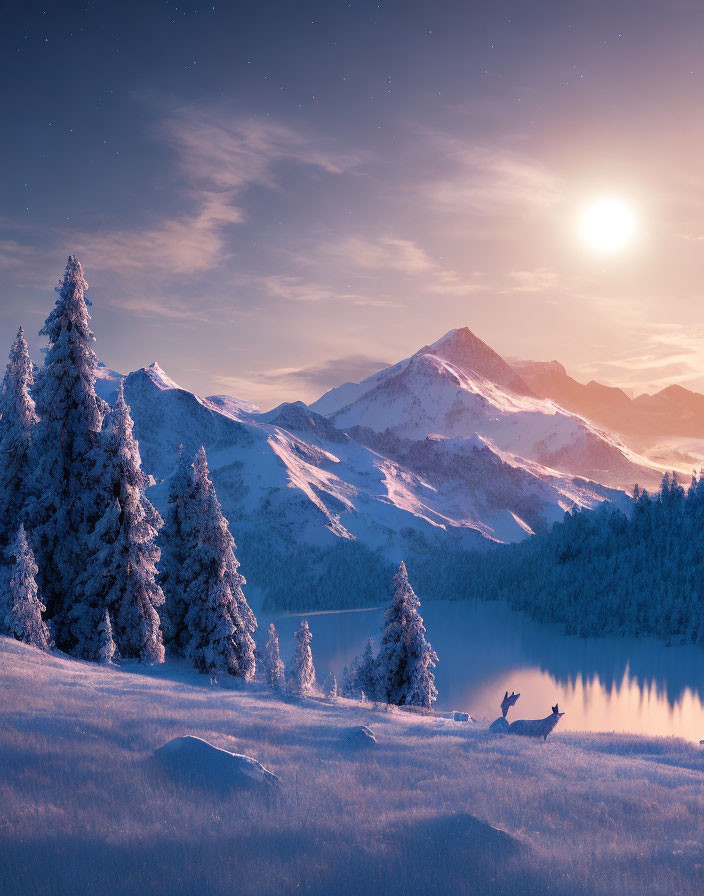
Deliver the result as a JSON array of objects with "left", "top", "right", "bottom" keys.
[{"left": 262, "top": 599, "right": 704, "bottom": 743}]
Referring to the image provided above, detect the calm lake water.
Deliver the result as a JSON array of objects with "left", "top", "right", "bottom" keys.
[{"left": 261, "top": 600, "right": 704, "bottom": 743}]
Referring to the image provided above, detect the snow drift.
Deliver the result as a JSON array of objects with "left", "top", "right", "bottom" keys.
[{"left": 154, "top": 735, "right": 280, "bottom": 790}]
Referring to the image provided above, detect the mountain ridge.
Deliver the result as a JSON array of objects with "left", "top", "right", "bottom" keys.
[
  {"left": 92, "top": 326, "right": 672, "bottom": 609},
  {"left": 511, "top": 357, "right": 704, "bottom": 445}
]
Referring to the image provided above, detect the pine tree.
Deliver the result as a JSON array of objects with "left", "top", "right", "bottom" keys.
[
  {"left": 323, "top": 671, "right": 337, "bottom": 699},
  {"left": 5, "top": 525, "right": 51, "bottom": 650},
  {"left": 30, "top": 257, "right": 106, "bottom": 646},
  {"left": 159, "top": 445, "right": 196, "bottom": 653},
  {"left": 183, "top": 447, "right": 257, "bottom": 678},
  {"left": 356, "top": 637, "right": 379, "bottom": 700},
  {"left": 263, "top": 622, "right": 285, "bottom": 689},
  {"left": 69, "top": 384, "right": 164, "bottom": 662},
  {"left": 0, "top": 328, "right": 38, "bottom": 550},
  {"left": 341, "top": 658, "right": 361, "bottom": 698},
  {"left": 97, "top": 609, "right": 116, "bottom": 665},
  {"left": 377, "top": 561, "right": 438, "bottom": 708},
  {"left": 286, "top": 619, "right": 315, "bottom": 696}
]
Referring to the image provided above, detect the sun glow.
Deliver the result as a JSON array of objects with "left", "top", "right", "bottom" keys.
[{"left": 579, "top": 196, "right": 636, "bottom": 254}]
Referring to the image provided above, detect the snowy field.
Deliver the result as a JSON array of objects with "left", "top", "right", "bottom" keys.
[{"left": 2, "top": 637, "right": 704, "bottom": 896}]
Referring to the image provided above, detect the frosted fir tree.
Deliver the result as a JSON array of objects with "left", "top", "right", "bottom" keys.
[
  {"left": 286, "top": 619, "right": 315, "bottom": 696},
  {"left": 323, "top": 671, "right": 337, "bottom": 699},
  {"left": 183, "top": 447, "right": 257, "bottom": 678},
  {"left": 376, "top": 562, "right": 438, "bottom": 709},
  {"left": 263, "top": 623, "right": 285, "bottom": 690},
  {"left": 97, "top": 609, "right": 116, "bottom": 665},
  {"left": 159, "top": 446, "right": 196, "bottom": 654},
  {"left": 69, "top": 383, "right": 165, "bottom": 663},
  {"left": 341, "top": 657, "right": 361, "bottom": 698},
  {"left": 0, "top": 328, "right": 38, "bottom": 550},
  {"left": 356, "top": 637, "right": 380, "bottom": 700},
  {"left": 30, "top": 256, "right": 106, "bottom": 645},
  {"left": 5, "top": 526, "right": 51, "bottom": 650}
]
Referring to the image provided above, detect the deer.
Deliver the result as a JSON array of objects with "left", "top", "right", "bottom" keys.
[{"left": 507, "top": 703, "right": 564, "bottom": 741}]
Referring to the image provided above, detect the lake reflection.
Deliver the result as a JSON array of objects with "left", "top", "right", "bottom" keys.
[{"left": 260, "top": 600, "right": 704, "bottom": 743}]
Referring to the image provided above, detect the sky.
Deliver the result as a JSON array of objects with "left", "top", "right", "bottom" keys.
[{"left": 2, "top": 0, "right": 704, "bottom": 409}]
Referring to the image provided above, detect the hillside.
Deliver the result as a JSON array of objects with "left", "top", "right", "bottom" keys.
[
  {"left": 87, "top": 331, "right": 653, "bottom": 611},
  {"left": 2, "top": 636, "right": 703, "bottom": 896},
  {"left": 453, "top": 473, "right": 704, "bottom": 643}
]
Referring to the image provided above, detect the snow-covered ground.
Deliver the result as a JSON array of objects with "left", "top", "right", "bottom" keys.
[{"left": 2, "top": 636, "right": 704, "bottom": 896}]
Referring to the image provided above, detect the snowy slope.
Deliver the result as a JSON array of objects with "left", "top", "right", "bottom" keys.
[
  {"left": 114, "top": 356, "right": 629, "bottom": 557},
  {"left": 512, "top": 358, "right": 704, "bottom": 470},
  {"left": 311, "top": 327, "right": 534, "bottom": 415},
  {"left": 5, "top": 635, "right": 703, "bottom": 896},
  {"left": 92, "top": 327, "right": 666, "bottom": 608},
  {"left": 318, "top": 329, "right": 659, "bottom": 490}
]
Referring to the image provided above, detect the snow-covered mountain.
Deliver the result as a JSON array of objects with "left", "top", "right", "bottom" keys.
[
  {"left": 313, "top": 328, "right": 658, "bottom": 489},
  {"left": 512, "top": 358, "right": 704, "bottom": 440},
  {"left": 115, "top": 359, "right": 621, "bottom": 550},
  {"left": 95, "top": 328, "right": 664, "bottom": 609}
]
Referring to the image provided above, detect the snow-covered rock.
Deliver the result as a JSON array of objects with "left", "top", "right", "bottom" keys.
[
  {"left": 344, "top": 725, "right": 377, "bottom": 747},
  {"left": 154, "top": 735, "right": 280, "bottom": 789},
  {"left": 397, "top": 811, "right": 521, "bottom": 860},
  {"left": 489, "top": 717, "right": 509, "bottom": 734}
]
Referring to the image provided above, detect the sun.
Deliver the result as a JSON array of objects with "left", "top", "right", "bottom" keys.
[{"left": 578, "top": 196, "right": 636, "bottom": 254}]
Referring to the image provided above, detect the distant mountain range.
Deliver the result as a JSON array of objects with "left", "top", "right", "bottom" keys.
[
  {"left": 93, "top": 326, "right": 701, "bottom": 609},
  {"left": 510, "top": 358, "right": 704, "bottom": 467}
]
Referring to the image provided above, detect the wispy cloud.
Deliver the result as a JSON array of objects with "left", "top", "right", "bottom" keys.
[
  {"left": 72, "top": 108, "right": 362, "bottom": 283},
  {"left": 576, "top": 322, "right": 704, "bottom": 394},
  {"left": 321, "top": 235, "right": 480, "bottom": 295},
  {"left": 255, "top": 274, "right": 359, "bottom": 304},
  {"left": 75, "top": 193, "right": 243, "bottom": 277},
  {"left": 675, "top": 232, "right": 704, "bottom": 242},
  {"left": 106, "top": 295, "right": 211, "bottom": 322},
  {"left": 0, "top": 240, "right": 35, "bottom": 270},
  {"left": 237, "top": 272, "right": 394, "bottom": 307},
  {"left": 165, "top": 112, "right": 361, "bottom": 190},
  {"left": 507, "top": 267, "right": 559, "bottom": 293},
  {"left": 412, "top": 135, "right": 564, "bottom": 217},
  {"left": 210, "top": 353, "right": 389, "bottom": 407}
]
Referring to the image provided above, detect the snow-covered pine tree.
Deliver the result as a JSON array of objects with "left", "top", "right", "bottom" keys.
[
  {"left": 408, "top": 640, "right": 438, "bottom": 708},
  {"left": 5, "top": 525, "right": 51, "bottom": 650},
  {"left": 183, "top": 447, "right": 257, "bottom": 678},
  {"left": 97, "top": 609, "right": 116, "bottom": 665},
  {"left": 30, "top": 257, "right": 106, "bottom": 647},
  {"left": 341, "top": 657, "right": 361, "bottom": 698},
  {"left": 69, "top": 383, "right": 164, "bottom": 662},
  {"left": 323, "top": 671, "right": 337, "bottom": 699},
  {"left": 0, "top": 328, "right": 38, "bottom": 550},
  {"left": 376, "top": 561, "right": 438, "bottom": 709},
  {"left": 159, "top": 445, "right": 196, "bottom": 653},
  {"left": 263, "top": 622, "right": 285, "bottom": 689},
  {"left": 356, "top": 637, "right": 379, "bottom": 700},
  {"left": 286, "top": 619, "right": 315, "bottom": 696}
]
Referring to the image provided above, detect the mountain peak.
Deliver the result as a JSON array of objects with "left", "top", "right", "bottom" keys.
[
  {"left": 142, "top": 361, "right": 182, "bottom": 392},
  {"left": 420, "top": 327, "right": 535, "bottom": 397},
  {"left": 511, "top": 359, "right": 567, "bottom": 379},
  {"left": 426, "top": 326, "right": 475, "bottom": 351}
]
